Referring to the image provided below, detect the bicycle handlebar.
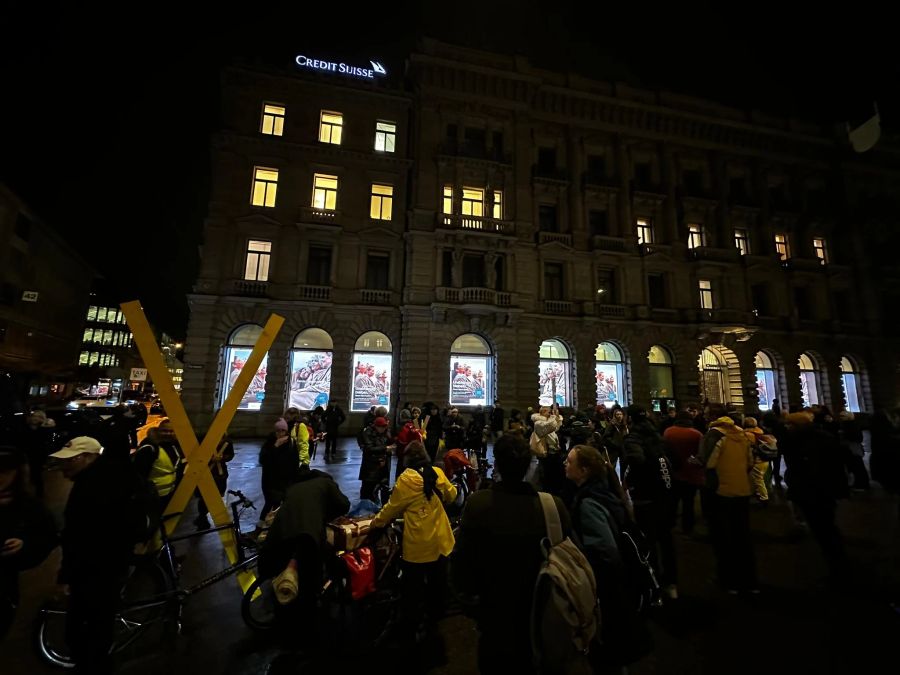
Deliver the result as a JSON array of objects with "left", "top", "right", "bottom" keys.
[{"left": 227, "top": 489, "right": 256, "bottom": 510}]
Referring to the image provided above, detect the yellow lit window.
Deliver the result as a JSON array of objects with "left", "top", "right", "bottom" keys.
[
  {"left": 319, "top": 111, "right": 343, "bottom": 145},
  {"left": 260, "top": 103, "right": 285, "bottom": 136},
  {"left": 375, "top": 121, "right": 396, "bottom": 152},
  {"left": 636, "top": 219, "right": 653, "bottom": 245},
  {"left": 734, "top": 228, "right": 750, "bottom": 255},
  {"left": 687, "top": 223, "right": 705, "bottom": 249},
  {"left": 370, "top": 184, "right": 394, "bottom": 220},
  {"left": 86, "top": 305, "right": 97, "bottom": 321},
  {"left": 699, "top": 279, "right": 713, "bottom": 309},
  {"left": 443, "top": 186, "right": 453, "bottom": 214},
  {"left": 774, "top": 233, "right": 790, "bottom": 260},
  {"left": 79, "top": 351, "right": 89, "bottom": 365},
  {"left": 462, "top": 187, "right": 484, "bottom": 217},
  {"left": 251, "top": 167, "right": 278, "bottom": 207},
  {"left": 493, "top": 191, "right": 503, "bottom": 219},
  {"left": 813, "top": 237, "right": 828, "bottom": 265},
  {"left": 245, "top": 240, "right": 272, "bottom": 281},
  {"left": 312, "top": 174, "right": 339, "bottom": 211}
]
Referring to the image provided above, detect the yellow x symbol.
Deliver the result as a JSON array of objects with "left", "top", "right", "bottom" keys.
[{"left": 121, "top": 301, "right": 284, "bottom": 591}]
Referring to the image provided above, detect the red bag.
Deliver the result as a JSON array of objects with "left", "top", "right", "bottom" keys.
[{"left": 341, "top": 546, "right": 376, "bottom": 600}]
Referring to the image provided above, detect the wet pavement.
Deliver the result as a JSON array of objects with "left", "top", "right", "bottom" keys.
[{"left": 2, "top": 437, "right": 900, "bottom": 674}]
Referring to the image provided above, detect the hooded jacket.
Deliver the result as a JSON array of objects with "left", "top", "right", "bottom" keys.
[
  {"left": 623, "top": 420, "right": 672, "bottom": 503},
  {"left": 531, "top": 413, "right": 562, "bottom": 453},
  {"left": 744, "top": 426, "right": 777, "bottom": 461},
  {"left": 706, "top": 417, "right": 753, "bottom": 497}
]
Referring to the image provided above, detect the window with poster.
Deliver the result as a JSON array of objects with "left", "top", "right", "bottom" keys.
[
  {"left": 755, "top": 351, "right": 779, "bottom": 411},
  {"left": 220, "top": 324, "right": 269, "bottom": 411},
  {"left": 449, "top": 334, "right": 493, "bottom": 407},
  {"left": 538, "top": 339, "right": 573, "bottom": 407},
  {"left": 798, "top": 352, "right": 821, "bottom": 408},
  {"left": 288, "top": 328, "right": 333, "bottom": 411},
  {"left": 840, "top": 356, "right": 863, "bottom": 413},
  {"left": 596, "top": 342, "right": 627, "bottom": 406},
  {"left": 351, "top": 331, "right": 392, "bottom": 412},
  {"left": 648, "top": 345, "right": 675, "bottom": 412}
]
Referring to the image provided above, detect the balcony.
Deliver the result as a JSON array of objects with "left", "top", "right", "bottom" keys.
[
  {"left": 582, "top": 172, "right": 620, "bottom": 189},
  {"left": 591, "top": 235, "right": 635, "bottom": 254},
  {"left": 296, "top": 285, "right": 331, "bottom": 301},
  {"left": 360, "top": 289, "right": 392, "bottom": 305},
  {"left": 298, "top": 206, "right": 340, "bottom": 224},
  {"left": 435, "top": 287, "right": 512, "bottom": 306},
  {"left": 592, "top": 303, "right": 629, "bottom": 320},
  {"left": 689, "top": 246, "right": 740, "bottom": 264},
  {"left": 639, "top": 243, "right": 672, "bottom": 257},
  {"left": 543, "top": 300, "right": 575, "bottom": 314},
  {"left": 532, "top": 165, "right": 569, "bottom": 183},
  {"left": 440, "top": 214, "right": 515, "bottom": 235},
  {"left": 650, "top": 308, "right": 680, "bottom": 323},
  {"left": 781, "top": 257, "right": 826, "bottom": 273},
  {"left": 537, "top": 231, "right": 573, "bottom": 246},
  {"left": 438, "top": 141, "right": 511, "bottom": 165},
  {"left": 231, "top": 280, "right": 268, "bottom": 297}
]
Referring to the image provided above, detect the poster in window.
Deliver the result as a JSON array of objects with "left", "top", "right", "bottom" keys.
[
  {"left": 223, "top": 348, "right": 268, "bottom": 410},
  {"left": 289, "top": 351, "right": 333, "bottom": 410},
  {"left": 449, "top": 356, "right": 490, "bottom": 406},
  {"left": 538, "top": 360, "right": 570, "bottom": 407},
  {"left": 595, "top": 363, "right": 623, "bottom": 405},
  {"left": 351, "top": 353, "right": 392, "bottom": 412}
]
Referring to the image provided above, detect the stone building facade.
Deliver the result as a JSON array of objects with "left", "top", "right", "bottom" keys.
[{"left": 182, "top": 42, "right": 899, "bottom": 436}]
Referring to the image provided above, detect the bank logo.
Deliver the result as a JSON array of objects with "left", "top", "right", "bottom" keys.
[
  {"left": 295, "top": 54, "right": 388, "bottom": 81},
  {"left": 370, "top": 61, "right": 387, "bottom": 75}
]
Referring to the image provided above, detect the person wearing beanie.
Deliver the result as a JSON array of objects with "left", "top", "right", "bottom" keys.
[
  {"left": 258, "top": 418, "right": 301, "bottom": 524},
  {"left": 358, "top": 416, "right": 395, "bottom": 500}
]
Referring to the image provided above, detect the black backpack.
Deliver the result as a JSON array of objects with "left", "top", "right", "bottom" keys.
[{"left": 617, "top": 521, "right": 662, "bottom": 614}]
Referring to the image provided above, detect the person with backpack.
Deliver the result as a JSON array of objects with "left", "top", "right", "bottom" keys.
[
  {"left": 742, "top": 417, "right": 777, "bottom": 503},
  {"left": 451, "top": 434, "right": 574, "bottom": 674},
  {"left": 565, "top": 444, "right": 651, "bottom": 671}
]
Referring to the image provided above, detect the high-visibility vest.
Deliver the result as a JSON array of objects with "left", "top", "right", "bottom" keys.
[{"left": 149, "top": 446, "right": 178, "bottom": 497}]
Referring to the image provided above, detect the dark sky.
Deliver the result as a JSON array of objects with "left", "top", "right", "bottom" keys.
[{"left": 2, "top": 3, "right": 896, "bottom": 338}]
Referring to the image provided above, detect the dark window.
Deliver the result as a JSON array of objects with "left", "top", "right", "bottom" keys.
[
  {"left": 491, "top": 131, "right": 504, "bottom": 158},
  {"left": 793, "top": 287, "right": 812, "bottom": 319},
  {"left": 751, "top": 283, "right": 770, "bottom": 315},
  {"left": 462, "top": 254, "right": 485, "bottom": 287},
  {"left": 729, "top": 177, "right": 747, "bottom": 200},
  {"left": 538, "top": 204, "right": 558, "bottom": 232},
  {"left": 442, "top": 251, "right": 453, "bottom": 287},
  {"left": 834, "top": 290, "right": 854, "bottom": 322},
  {"left": 683, "top": 169, "right": 703, "bottom": 193},
  {"left": 597, "top": 269, "right": 616, "bottom": 304},
  {"left": 634, "top": 161, "right": 652, "bottom": 187},
  {"left": 648, "top": 274, "right": 666, "bottom": 307},
  {"left": 306, "top": 246, "right": 332, "bottom": 285},
  {"left": 463, "top": 127, "right": 486, "bottom": 155},
  {"left": 587, "top": 154, "right": 607, "bottom": 178},
  {"left": 589, "top": 210, "right": 609, "bottom": 237},
  {"left": 538, "top": 147, "right": 557, "bottom": 172},
  {"left": 769, "top": 184, "right": 787, "bottom": 209},
  {"left": 544, "top": 263, "right": 564, "bottom": 300},
  {"left": 493, "top": 255, "right": 504, "bottom": 291},
  {"left": 446, "top": 124, "right": 458, "bottom": 143},
  {"left": 14, "top": 214, "right": 32, "bottom": 241},
  {"left": 366, "top": 253, "right": 390, "bottom": 290},
  {"left": 0, "top": 283, "right": 15, "bottom": 306}
]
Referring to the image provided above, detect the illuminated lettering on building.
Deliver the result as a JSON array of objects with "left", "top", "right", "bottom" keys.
[{"left": 295, "top": 55, "right": 387, "bottom": 80}]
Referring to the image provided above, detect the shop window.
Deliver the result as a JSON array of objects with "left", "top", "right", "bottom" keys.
[
  {"left": 450, "top": 334, "right": 493, "bottom": 407},
  {"left": 220, "top": 324, "right": 268, "bottom": 411},
  {"left": 840, "top": 356, "right": 863, "bottom": 413},
  {"left": 289, "top": 328, "right": 334, "bottom": 410},
  {"left": 351, "top": 331, "right": 393, "bottom": 412},
  {"left": 755, "top": 351, "right": 779, "bottom": 411},
  {"left": 799, "top": 352, "right": 821, "bottom": 407},
  {"left": 596, "top": 342, "right": 627, "bottom": 406},
  {"left": 648, "top": 345, "right": 675, "bottom": 411},
  {"left": 539, "top": 339, "right": 573, "bottom": 407}
]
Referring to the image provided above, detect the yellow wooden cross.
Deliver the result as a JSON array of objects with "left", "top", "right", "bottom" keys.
[{"left": 121, "top": 300, "right": 284, "bottom": 591}]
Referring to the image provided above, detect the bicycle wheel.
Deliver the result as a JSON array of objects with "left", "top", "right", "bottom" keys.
[
  {"left": 241, "top": 576, "right": 279, "bottom": 631},
  {"left": 35, "top": 605, "right": 75, "bottom": 669},
  {"left": 122, "top": 558, "right": 173, "bottom": 624}
]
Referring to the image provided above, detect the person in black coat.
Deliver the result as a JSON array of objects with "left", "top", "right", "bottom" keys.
[
  {"left": 357, "top": 417, "right": 394, "bottom": 500},
  {"left": 0, "top": 447, "right": 57, "bottom": 641},
  {"left": 258, "top": 419, "right": 301, "bottom": 523},
  {"left": 423, "top": 403, "right": 443, "bottom": 461},
  {"left": 323, "top": 402, "right": 346, "bottom": 460}
]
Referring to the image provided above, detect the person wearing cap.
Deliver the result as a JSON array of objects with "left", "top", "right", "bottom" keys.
[
  {"left": 0, "top": 447, "right": 57, "bottom": 640},
  {"left": 53, "top": 436, "right": 148, "bottom": 674},
  {"left": 259, "top": 418, "right": 302, "bottom": 524},
  {"left": 358, "top": 416, "right": 394, "bottom": 500}
]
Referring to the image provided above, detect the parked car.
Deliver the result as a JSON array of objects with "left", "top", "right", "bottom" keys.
[{"left": 66, "top": 395, "right": 117, "bottom": 410}]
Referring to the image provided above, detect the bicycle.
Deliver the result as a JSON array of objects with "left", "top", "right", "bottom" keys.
[{"left": 35, "top": 489, "right": 259, "bottom": 669}]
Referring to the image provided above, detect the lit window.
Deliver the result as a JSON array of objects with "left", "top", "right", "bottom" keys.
[
  {"left": 260, "top": 103, "right": 285, "bottom": 136},
  {"left": 251, "top": 167, "right": 278, "bottom": 207},
  {"left": 245, "top": 240, "right": 272, "bottom": 281},
  {"left": 319, "top": 111, "right": 343, "bottom": 145},
  {"left": 312, "top": 174, "right": 338, "bottom": 211},
  {"left": 462, "top": 188, "right": 484, "bottom": 217},
  {"left": 493, "top": 191, "right": 503, "bottom": 219},
  {"left": 79, "top": 351, "right": 89, "bottom": 365},
  {"left": 374, "top": 121, "right": 396, "bottom": 153},
  {"left": 96, "top": 308, "right": 107, "bottom": 323},
  {"left": 636, "top": 219, "right": 653, "bottom": 245},
  {"left": 103, "top": 330, "right": 113, "bottom": 345},
  {"left": 442, "top": 186, "right": 453, "bottom": 214},
  {"left": 86, "top": 306, "right": 97, "bottom": 321},
  {"left": 89, "top": 352, "right": 99, "bottom": 366},
  {"left": 370, "top": 184, "right": 393, "bottom": 220},
  {"left": 82, "top": 328, "right": 93, "bottom": 343},
  {"left": 813, "top": 237, "right": 828, "bottom": 265},
  {"left": 774, "top": 233, "right": 790, "bottom": 260},
  {"left": 688, "top": 223, "right": 705, "bottom": 249},
  {"left": 699, "top": 279, "right": 713, "bottom": 309},
  {"left": 735, "top": 228, "right": 750, "bottom": 255}
]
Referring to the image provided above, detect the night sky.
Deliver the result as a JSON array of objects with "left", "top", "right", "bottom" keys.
[{"left": 2, "top": 3, "right": 896, "bottom": 338}]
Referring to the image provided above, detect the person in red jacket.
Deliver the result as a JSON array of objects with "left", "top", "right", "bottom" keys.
[
  {"left": 663, "top": 411, "right": 705, "bottom": 534},
  {"left": 393, "top": 409, "right": 423, "bottom": 482}
]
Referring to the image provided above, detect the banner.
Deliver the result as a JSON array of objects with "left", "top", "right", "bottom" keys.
[
  {"left": 449, "top": 356, "right": 490, "bottom": 406},
  {"left": 595, "top": 362, "right": 623, "bottom": 405},
  {"left": 351, "top": 353, "right": 392, "bottom": 412},
  {"left": 538, "top": 360, "right": 570, "bottom": 407},
  {"left": 223, "top": 348, "right": 268, "bottom": 410},
  {"left": 289, "top": 350, "right": 333, "bottom": 410}
]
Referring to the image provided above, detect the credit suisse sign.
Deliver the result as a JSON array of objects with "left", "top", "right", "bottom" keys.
[{"left": 295, "top": 54, "right": 387, "bottom": 81}]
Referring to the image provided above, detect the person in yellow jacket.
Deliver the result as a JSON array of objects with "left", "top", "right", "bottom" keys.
[
  {"left": 705, "top": 414, "right": 759, "bottom": 594},
  {"left": 372, "top": 440, "right": 457, "bottom": 646},
  {"left": 742, "top": 417, "right": 777, "bottom": 503},
  {"left": 285, "top": 407, "right": 310, "bottom": 467}
]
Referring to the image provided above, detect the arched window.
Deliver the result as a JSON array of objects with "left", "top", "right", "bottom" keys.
[
  {"left": 449, "top": 334, "right": 493, "bottom": 406},
  {"left": 221, "top": 324, "right": 268, "bottom": 411},
  {"left": 351, "top": 331, "right": 393, "bottom": 412},
  {"left": 840, "top": 356, "right": 863, "bottom": 413},
  {"left": 700, "top": 347, "right": 727, "bottom": 404},
  {"left": 755, "top": 351, "right": 779, "bottom": 411},
  {"left": 798, "top": 352, "right": 821, "bottom": 407},
  {"left": 539, "top": 339, "right": 573, "bottom": 407},
  {"left": 595, "top": 342, "right": 627, "bottom": 406},
  {"left": 288, "top": 328, "right": 333, "bottom": 410},
  {"left": 648, "top": 345, "right": 675, "bottom": 412}
]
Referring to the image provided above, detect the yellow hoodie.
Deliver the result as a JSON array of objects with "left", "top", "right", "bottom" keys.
[{"left": 707, "top": 417, "right": 754, "bottom": 497}]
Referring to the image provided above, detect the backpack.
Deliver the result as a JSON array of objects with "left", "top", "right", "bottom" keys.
[
  {"left": 531, "top": 492, "right": 599, "bottom": 675},
  {"left": 617, "top": 521, "right": 662, "bottom": 614}
]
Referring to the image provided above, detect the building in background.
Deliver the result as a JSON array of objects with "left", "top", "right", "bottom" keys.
[
  {"left": 182, "top": 42, "right": 900, "bottom": 436},
  {"left": 0, "top": 183, "right": 97, "bottom": 412}
]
